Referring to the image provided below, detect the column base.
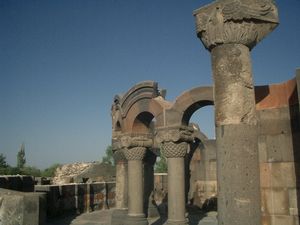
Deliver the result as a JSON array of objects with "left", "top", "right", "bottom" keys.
[
  {"left": 164, "top": 219, "right": 188, "bottom": 225},
  {"left": 111, "top": 208, "right": 128, "bottom": 225},
  {"left": 124, "top": 214, "right": 148, "bottom": 225}
]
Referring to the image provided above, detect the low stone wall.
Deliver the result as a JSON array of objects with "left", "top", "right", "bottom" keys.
[
  {"left": 0, "top": 188, "right": 46, "bottom": 225},
  {"left": 35, "top": 182, "right": 116, "bottom": 218},
  {"left": 0, "top": 175, "right": 35, "bottom": 192}
]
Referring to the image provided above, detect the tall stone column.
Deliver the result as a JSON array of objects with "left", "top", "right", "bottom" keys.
[
  {"left": 113, "top": 149, "right": 128, "bottom": 209},
  {"left": 157, "top": 126, "right": 193, "bottom": 225},
  {"left": 194, "top": 1, "right": 278, "bottom": 225},
  {"left": 111, "top": 139, "right": 128, "bottom": 225},
  {"left": 121, "top": 135, "right": 153, "bottom": 225}
]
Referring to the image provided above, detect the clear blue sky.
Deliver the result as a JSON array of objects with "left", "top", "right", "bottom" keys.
[{"left": 1, "top": 0, "right": 299, "bottom": 169}]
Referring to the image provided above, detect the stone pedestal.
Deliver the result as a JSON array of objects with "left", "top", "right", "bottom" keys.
[{"left": 194, "top": 1, "right": 279, "bottom": 225}]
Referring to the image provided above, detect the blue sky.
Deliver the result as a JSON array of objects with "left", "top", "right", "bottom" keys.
[{"left": 1, "top": 0, "right": 299, "bottom": 169}]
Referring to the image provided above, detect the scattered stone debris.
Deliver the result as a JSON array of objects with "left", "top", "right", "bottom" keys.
[{"left": 52, "top": 162, "right": 115, "bottom": 185}]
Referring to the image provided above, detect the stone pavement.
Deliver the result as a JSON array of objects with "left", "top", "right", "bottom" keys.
[{"left": 46, "top": 209, "right": 217, "bottom": 225}]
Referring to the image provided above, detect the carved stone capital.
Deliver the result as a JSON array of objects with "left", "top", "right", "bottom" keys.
[
  {"left": 194, "top": 0, "right": 279, "bottom": 50},
  {"left": 113, "top": 150, "right": 127, "bottom": 163},
  {"left": 161, "top": 141, "right": 188, "bottom": 158},
  {"left": 119, "top": 133, "right": 153, "bottom": 149},
  {"left": 123, "top": 146, "right": 147, "bottom": 161},
  {"left": 156, "top": 125, "right": 194, "bottom": 144}
]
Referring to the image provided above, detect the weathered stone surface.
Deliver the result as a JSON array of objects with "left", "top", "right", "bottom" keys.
[
  {"left": 115, "top": 161, "right": 128, "bottom": 209},
  {"left": 216, "top": 124, "right": 261, "bottom": 225},
  {"left": 262, "top": 215, "right": 299, "bottom": 225},
  {"left": 35, "top": 182, "right": 116, "bottom": 218},
  {"left": 261, "top": 188, "right": 289, "bottom": 215},
  {"left": 53, "top": 162, "right": 115, "bottom": 185},
  {"left": 288, "top": 189, "right": 299, "bottom": 216},
  {"left": 194, "top": 0, "right": 279, "bottom": 50},
  {"left": 258, "top": 107, "right": 293, "bottom": 135},
  {"left": 260, "top": 162, "right": 297, "bottom": 188},
  {"left": 212, "top": 43, "right": 257, "bottom": 126},
  {"left": 0, "top": 188, "right": 46, "bottom": 225}
]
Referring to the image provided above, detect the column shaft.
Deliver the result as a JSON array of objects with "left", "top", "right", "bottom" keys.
[
  {"left": 128, "top": 160, "right": 144, "bottom": 216},
  {"left": 212, "top": 44, "right": 261, "bottom": 225},
  {"left": 167, "top": 157, "right": 187, "bottom": 225},
  {"left": 115, "top": 162, "right": 128, "bottom": 209}
]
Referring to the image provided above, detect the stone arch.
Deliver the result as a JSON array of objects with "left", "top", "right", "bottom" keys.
[
  {"left": 171, "top": 86, "right": 214, "bottom": 126},
  {"left": 132, "top": 111, "right": 155, "bottom": 134}
]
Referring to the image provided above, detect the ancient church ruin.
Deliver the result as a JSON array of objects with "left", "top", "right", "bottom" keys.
[{"left": 111, "top": 1, "right": 300, "bottom": 225}]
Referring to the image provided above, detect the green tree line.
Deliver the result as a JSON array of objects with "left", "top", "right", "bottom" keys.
[{"left": 0, "top": 144, "right": 61, "bottom": 177}]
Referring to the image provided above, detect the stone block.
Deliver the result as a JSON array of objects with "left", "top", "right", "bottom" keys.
[
  {"left": 258, "top": 135, "right": 268, "bottom": 163},
  {"left": 0, "top": 176, "right": 9, "bottom": 189},
  {"left": 265, "top": 134, "right": 294, "bottom": 162},
  {"left": 35, "top": 185, "right": 62, "bottom": 217},
  {"left": 21, "top": 176, "right": 35, "bottom": 192},
  {"left": 8, "top": 175, "right": 23, "bottom": 191},
  {"left": 258, "top": 107, "right": 293, "bottom": 135},
  {"left": 61, "top": 184, "right": 76, "bottom": 212},
  {"left": 75, "top": 183, "right": 88, "bottom": 213},
  {"left": 288, "top": 188, "right": 300, "bottom": 216},
  {"left": 90, "top": 182, "right": 107, "bottom": 210},
  {"left": 0, "top": 188, "right": 46, "bottom": 225},
  {"left": 261, "top": 188, "right": 289, "bottom": 215},
  {"left": 263, "top": 215, "right": 299, "bottom": 225},
  {"left": 260, "top": 163, "right": 297, "bottom": 188}
]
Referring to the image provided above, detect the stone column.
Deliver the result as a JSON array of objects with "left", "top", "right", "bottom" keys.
[
  {"left": 194, "top": 1, "right": 278, "bottom": 225},
  {"left": 113, "top": 149, "right": 128, "bottom": 209},
  {"left": 111, "top": 138, "right": 129, "bottom": 225},
  {"left": 121, "top": 135, "right": 153, "bottom": 225},
  {"left": 157, "top": 126, "right": 193, "bottom": 225}
]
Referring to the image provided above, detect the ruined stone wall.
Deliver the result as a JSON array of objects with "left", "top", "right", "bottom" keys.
[
  {"left": 255, "top": 73, "right": 300, "bottom": 225},
  {"left": 35, "top": 182, "right": 116, "bottom": 218},
  {"left": 189, "top": 140, "right": 217, "bottom": 208},
  {"left": 0, "top": 175, "right": 35, "bottom": 192}
]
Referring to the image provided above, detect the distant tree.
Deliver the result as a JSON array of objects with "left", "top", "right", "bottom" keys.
[
  {"left": 0, "top": 154, "right": 8, "bottom": 168},
  {"left": 0, "top": 154, "right": 9, "bottom": 175},
  {"left": 155, "top": 151, "right": 168, "bottom": 173},
  {"left": 102, "top": 145, "right": 114, "bottom": 165},
  {"left": 41, "top": 163, "right": 61, "bottom": 177},
  {"left": 22, "top": 166, "right": 41, "bottom": 177},
  {"left": 8, "top": 167, "right": 21, "bottom": 175},
  {"left": 17, "top": 143, "right": 26, "bottom": 169}
]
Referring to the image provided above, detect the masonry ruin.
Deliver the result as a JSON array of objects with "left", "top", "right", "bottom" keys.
[
  {"left": 0, "top": 1, "right": 299, "bottom": 225},
  {"left": 111, "top": 1, "right": 300, "bottom": 225}
]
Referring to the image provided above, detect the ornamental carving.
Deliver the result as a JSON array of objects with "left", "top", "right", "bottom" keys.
[
  {"left": 120, "top": 134, "right": 153, "bottom": 149},
  {"left": 123, "top": 147, "right": 147, "bottom": 161},
  {"left": 113, "top": 150, "right": 127, "bottom": 163},
  {"left": 161, "top": 141, "right": 188, "bottom": 158},
  {"left": 156, "top": 125, "right": 194, "bottom": 144},
  {"left": 194, "top": 0, "right": 279, "bottom": 50}
]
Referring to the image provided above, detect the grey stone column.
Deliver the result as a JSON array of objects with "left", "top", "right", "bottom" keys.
[
  {"left": 121, "top": 135, "right": 153, "bottom": 225},
  {"left": 157, "top": 126, "right": 193, "bottom": 225},
  {"left": 194, "top": 1, "right": 278, "bottom": 225},
  {"left": 113, "top": 150, "right": 128, "bottom": 209},
  {"left": 111, "top": 139, "right": 129, "bottom": 225},
  {"left": 124, "top": 147, "right": 148, "bottom": 225}
]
